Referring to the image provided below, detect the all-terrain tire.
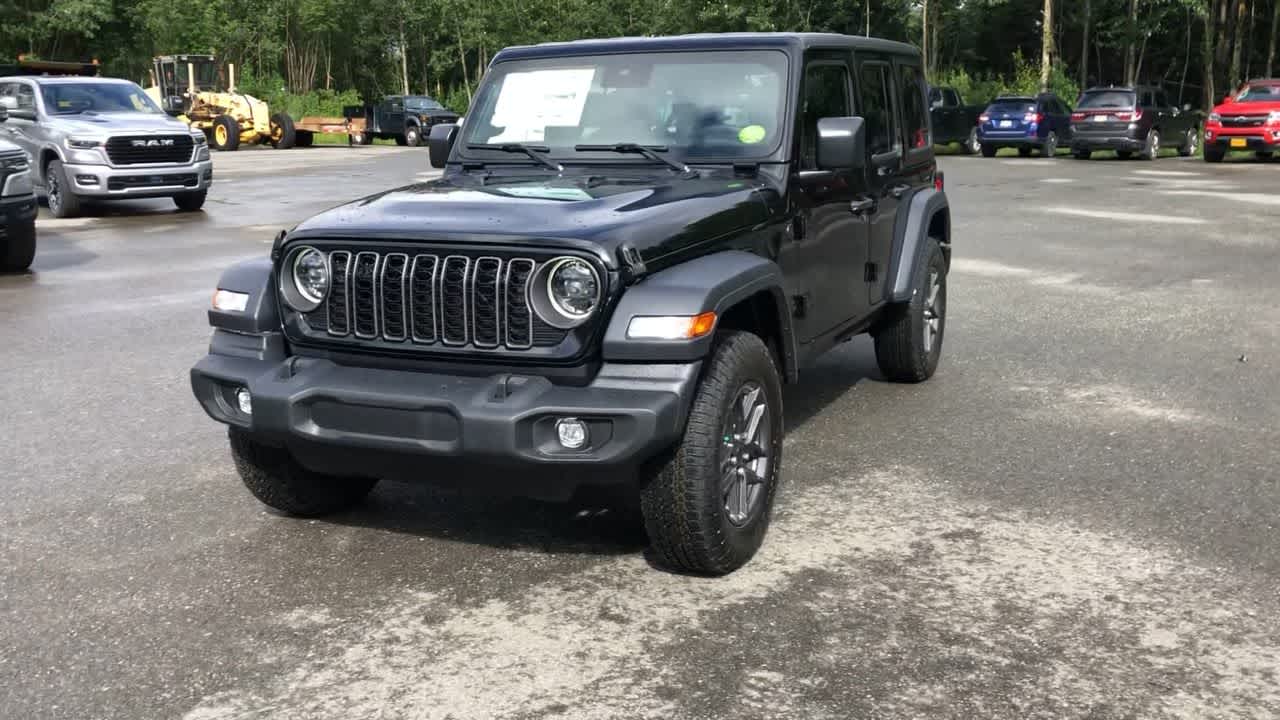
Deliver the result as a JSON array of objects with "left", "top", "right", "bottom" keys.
[
  {"left": 229, "top": 429, "right": 379, "bottom": 516},
  {"left": 173, "top": 191, "right": 207, "bottom": 212},
  {"left": 212, "top": 115, "right": 241, "bottom": 151},
  {"left": 873, "top": 238, "right": 947, "bottom": 383},
  {"left": 1, "top": 220, "right": 36, "bottom": 272},
  {"left": 640, "top": 331, "right": 784, "bottom": 576},
  {"left": 270, "top": 112, "right": 296, "bottom": 149},
  {"left": 45, "top": 159, "right": 82, "bottom": 219}
]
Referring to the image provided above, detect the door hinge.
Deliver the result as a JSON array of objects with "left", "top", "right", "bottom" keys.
[{"left": 864, "top": 263, "right": 877, "bottom": 282}]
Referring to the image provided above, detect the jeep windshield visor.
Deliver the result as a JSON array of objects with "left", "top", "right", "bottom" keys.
[
  {"left": 40, "top": 82, "right": 164, "bottom": 115},
  {"left": 460, "top": 50, "right": 788, "bottom": 161}
]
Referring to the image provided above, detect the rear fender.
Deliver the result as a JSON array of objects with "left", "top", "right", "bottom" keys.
[
  {"left": 886, "top": 189, "right": 949, "bottom": 303},
  {"left": 602, "top": 251, "right": 797, "bottom": 381}
]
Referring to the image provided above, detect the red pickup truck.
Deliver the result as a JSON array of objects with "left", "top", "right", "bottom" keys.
[{"left": 1204, "top": 79, "right": 1280, "bottom": 162}]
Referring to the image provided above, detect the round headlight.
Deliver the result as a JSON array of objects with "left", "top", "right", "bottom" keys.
[
  {"left": 279, "top": 246, "right": 329, "bottom": 312},
  {"left": 529, "top": 256, "right": 602, "bottom": 329}
]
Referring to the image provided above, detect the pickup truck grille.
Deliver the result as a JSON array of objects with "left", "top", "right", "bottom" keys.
[
  {"left": 300, "top": 248, "right": 567, "bottom": 351},
  {"left": 105, "top": 135, "right": 194, "bottom": 165},
  {"left": 1220, "top": 115, "right": 1267, "bottom": 128}
]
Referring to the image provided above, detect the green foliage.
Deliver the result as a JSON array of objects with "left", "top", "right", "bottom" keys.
[
  {"left": 935, "top": 51, "right": 1081, "bottom": 107},
  {"left": 238, "top": 68, "right": 361, "bottom": 117}
]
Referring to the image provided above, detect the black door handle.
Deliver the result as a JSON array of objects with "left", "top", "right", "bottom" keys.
[{"left": 850, "top": 197, "right": 876, "bottom": 215}]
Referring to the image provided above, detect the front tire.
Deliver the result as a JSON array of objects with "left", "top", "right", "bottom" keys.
[
  {"left": 212, "top": 116, "right": 241, "bottom": 151},
  {"left": 1041, "top": 131, "right": 1058, "bottom": 158},
  {"left": 874, "top": 238, "right": 947, "bottom": 383},
  {"left": 1, "top": 220, "right": 36, "bottom": 272},
  {"left": 173, "top": 190, "right": 207, "bottom": 212},
  {"left": 640, "top": 331, "right": 784, "bottom": 576},
  {"left": 45, "top": 159, "right": 82, "bottom": 219},
  {"left": 405, "top": 124, "right": 422, "bottom": 147},
  {"left": 1142, "top": 130, "right": 1161, "bottom": 161},
  {"left": 229, "top": 429, "right": 379, "bottom": 517}
]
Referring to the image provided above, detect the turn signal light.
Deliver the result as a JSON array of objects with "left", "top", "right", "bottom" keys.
[
  {"left": 212, "top": 289, "right": 249, "bottom": 312},
  {"left": 627, "top": 311, "right": 718, "bottom": 340}
]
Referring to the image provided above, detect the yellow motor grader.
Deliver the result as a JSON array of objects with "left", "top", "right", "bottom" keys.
[{"left": 145, "top": 55, "right": 301, "bottom": 151}]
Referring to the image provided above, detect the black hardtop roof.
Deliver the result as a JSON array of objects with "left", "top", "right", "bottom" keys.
[{"left": 494, "top": 33, "right": 919, "bottom": 63}]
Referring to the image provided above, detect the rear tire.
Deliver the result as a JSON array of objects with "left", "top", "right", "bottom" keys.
[
  {"left": 1179, "top": 128, "right": 1199, "bottom": 157},
  {"left": 269, "top": 113, "right": 296, "bottom": 149},
  {"left": 173, "top": 190, "right": 207, "bottom": 212},
  {"left": 1142, "top": 130, "right": 1161, "bottom": 160},
  {"left": 1018, "top": 146, "right": 1033, "bottom": 157},
  {"left": 874, "top": 238, "right": 947, "bottom": 383},
  {"left": 0, "top": 220, "right": 36, "bottom": 272},
  {"left": 981, "top": 144, "right": 997, "bottom": 158},
  {"left": 212, "top": 116, "right": 241, "bottom": 151},
  {"left": 1041, "top": 131, "right": 1058, "bottom": 158},
  {"left": 1204, "top": 145, "right": 1225, "bottom": 163},
  {"left": 44, "top": 159, "right": 82, "bottom": 219},
  {"left": 962, "top": 127, "right": 981, "bottom": 155},
  {"left": 229, "top": 429, "right": 379, "bottom": 517},
  {"left": 640, "top": 330, "right": 784, "bottom": 576}
]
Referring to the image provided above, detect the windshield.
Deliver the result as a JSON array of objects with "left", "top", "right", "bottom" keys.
[
  {"left": 1077, "top": 90, "right": 1135, "bottom": 109},
  {"left": 1234, "top": 84, "right": 1280, "bottom": 103},
  {"left": 988, "top": 100, "right": 1035, "bottom": 114},
  {"left": 406, "top": 97, "right": 444, "bottom": 111},
  {"left": 41, "top": 82, "right": 162, "bottom": 115},
  {"left": 460, "top": 50, "right": 789, "bottom": 160}
]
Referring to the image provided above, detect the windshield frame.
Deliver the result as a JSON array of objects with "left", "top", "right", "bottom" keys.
[
  {"left": 1234, "top": 84, "right": 1280, "bottom": 103},
  {"left": 38, "top": 80, "right": 164, "bottom": 116},
  {"left": 455, "top": 48, "right": 794, "bottom": 167}
]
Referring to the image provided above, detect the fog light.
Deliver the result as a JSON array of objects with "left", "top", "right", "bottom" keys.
[
  {"left": 236, "top": 387, "right": 252, "bottom": 415},
  {"left": 76, "top": 175, "right": 98, "bottom": 185},
  {"left": 555, "top": 417, "right": 588, "bottom": 449}
]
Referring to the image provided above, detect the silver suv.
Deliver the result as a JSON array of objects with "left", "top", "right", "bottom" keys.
[{"left": 0, "top": 76, "right": 213, "bottom": 218}]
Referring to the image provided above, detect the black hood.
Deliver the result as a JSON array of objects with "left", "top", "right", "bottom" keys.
[{"left": 289, "top": 170, "right": 780, "bottom": 268}]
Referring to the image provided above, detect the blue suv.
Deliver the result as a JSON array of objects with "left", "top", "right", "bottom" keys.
[{"left": 978, "top": 93, "right": 1073, "bottom": 158}]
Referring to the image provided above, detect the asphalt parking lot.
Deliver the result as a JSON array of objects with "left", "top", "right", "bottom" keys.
[{"left": 2, "top": 145, "right": 1278, "bottom": 719}]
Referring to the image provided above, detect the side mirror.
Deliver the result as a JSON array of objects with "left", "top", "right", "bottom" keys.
[
  {"left": 427, "top": 123, "right": 458, "bottom": 169},
  {"left": 816, "top": 116, "right": 866, "bottom": 170}
]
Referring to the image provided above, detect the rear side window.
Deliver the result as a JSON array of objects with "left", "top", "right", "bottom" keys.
[
  {"left": 898, "top": 64, "right": 929, "bottom": 150},
  {"left": 799, "top": 62, "right": 851, "bottom": 169},
  {"left": 858, "top": 63, "right": 898, "bottom": 156},
  {"left": 1139, "top": 90, "right": 1155, "bottom": 107},
  {"left": 943, "top": 88, "right": 960, "bottom": 106},
  {"left": 1155, "top": 90, "right": 1170, "bottom": 108},
  {"left": 1077, "top": 91, "right": 1135, "bottom": 109}
]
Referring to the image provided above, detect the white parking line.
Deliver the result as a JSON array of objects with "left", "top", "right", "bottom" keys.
[
  {"left": 1040, "top": 178, "right": 1076, "bottom": 183},
  {"left": 1132, "top": 170, "right": 1202, "bottom": 177},
  {"left": 1044, "top": 206, "right": 1207, "bottom": 225},
  {"left": 1163, "top": 189, "right": 1280, "bottom": 206}
]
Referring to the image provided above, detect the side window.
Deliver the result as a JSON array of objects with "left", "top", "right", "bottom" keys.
[
  {"left": 1155, "top": 90, "right": 1169, "bottom": 108},
  {"left": 1140, "top": 90, "right": 1154, "bottom": 108},
  {"left": 928, "top": 87, "right": 942, "bottom": 108},
  {"left": 799, "top": 62, "right": 851, "bottom": 169},
  {"left": 943, "top": 88, "right": 960, "bottom": 107},
  {"left": 898, "top": 64, "right": 929, "bottom": 150},
  {"left": 858, "top": 63, "right": 898, "bottom": 157},
  {"left": 16, "top": 83, "right": 35, "bottom": 111}
]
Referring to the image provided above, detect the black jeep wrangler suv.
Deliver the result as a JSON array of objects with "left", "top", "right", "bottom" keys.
[{"left": 191, "top": 33, "right": 952, "bottom": 575}]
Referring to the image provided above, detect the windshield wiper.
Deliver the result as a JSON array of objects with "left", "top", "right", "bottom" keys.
[
  {"left": 466, "top": 143, "right": 562, "bottom": 172},
  {"left": 574, "top": 144, "right": 692, "bottom": 174}
]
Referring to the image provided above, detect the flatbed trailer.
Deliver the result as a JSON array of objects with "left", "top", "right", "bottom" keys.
[{"left": 290, "top": 115, "right": 367, "bottom": 146}]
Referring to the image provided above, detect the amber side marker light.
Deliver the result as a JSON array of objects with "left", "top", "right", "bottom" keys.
[{"left": 626, "top": 311, "right": 717, "bottom": 340}]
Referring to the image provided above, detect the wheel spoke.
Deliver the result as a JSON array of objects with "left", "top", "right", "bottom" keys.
[
  {"left": 743, "top": 402, "right": 766, "bottom": 445},
  {"left": 736, "top": 469, "right": 750, "bottom": 518},
  {"left": 738, "top": 386, "right": 761, "bottom": 424}
]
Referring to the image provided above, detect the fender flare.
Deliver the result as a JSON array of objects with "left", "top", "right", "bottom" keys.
[
  {"left": 207, "top": 257, "right": 280, "bottom": 334},
  {"left": 602, "top": 250, "right": 796, "bottom": 378},
  {"left": 886, "top": 189, "right": 949, "bottom": 303},
  {"left": 37, "top": 145, "right": 65, "bottom": 185}
]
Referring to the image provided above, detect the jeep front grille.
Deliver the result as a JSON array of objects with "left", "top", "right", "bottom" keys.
[
  {"left": 105, "top": 135, "right": 195, "bottom": 165},
  {"left": 300, "top": 248, "right": 567, "bottom": 351}
]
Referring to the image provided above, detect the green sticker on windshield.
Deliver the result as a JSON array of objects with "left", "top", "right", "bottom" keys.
[{"left": 738, "top": 124, "right": 767, "bottom": 144}]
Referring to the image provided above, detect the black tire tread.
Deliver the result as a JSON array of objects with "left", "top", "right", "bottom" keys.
[
  {"left": 873, "top": 239, "right": 946, "bottom": 383},
  {"left": 640, "top": 331, "right": 782, "bottom": 575},
  {"left": 0, "top": 220, "right": 36, "bottom": 271},
  {"left": 46, "top": 159, "right": 81, "bottom": 219},
  {"left": 229, "top": 429, "right": 378, "bottom": 516},
  {"left": 173, "top": 191, "right": 207, "bottom": 212}
]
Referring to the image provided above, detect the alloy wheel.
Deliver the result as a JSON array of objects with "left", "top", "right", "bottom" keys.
[
  {"left": 967, "top": 127, "right": 981, "bottom": 155},
  {"left": 721, "top": 382, "right": 772, "bottom": 527},
  {"left": 922, "top": 270, "right": 943, "bottom": 354},
  {"left": 1045, "top": 132, "right": 1058, "bottom": 157},
  {"left": 47, "top": 171, "right": 61, "bottom": 214},
  {"left": 1147, "top": 131, "right": 1160, "bottom": 159}
]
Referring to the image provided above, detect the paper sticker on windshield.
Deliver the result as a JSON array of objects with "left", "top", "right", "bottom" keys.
[
  {"left": 489, "top": 68, "right": 595, "bottom": 144},
  {"left": 738, "top": 124, "right": 766, "bottom": 144}
]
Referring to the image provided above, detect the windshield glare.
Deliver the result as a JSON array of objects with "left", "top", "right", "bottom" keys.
[
  {"left": 41, "top": 82, "right": 163, "bottom": 115},
  {"left": 1078, "top": 91, "right": 1135, "bottom": 109},
  {"left": 461, "top": 50, "right": 788, "bottom": 160},
  {"left": 1235, "top": 85, "right": 1280, "bottom": 102}
]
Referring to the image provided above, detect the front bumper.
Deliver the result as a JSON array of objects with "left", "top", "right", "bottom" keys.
[
  {"left": 62, "top": 158, "right": 213, "bottom": 198},
  {"left": 1205, "top": 129, "right": 1280, "bottom": 151},
  {"left": 191, "top": 330, "right": 698, "bottom": 483},
  {"left": 0, "top": 193, "right": 38, "bottom": 229}
]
